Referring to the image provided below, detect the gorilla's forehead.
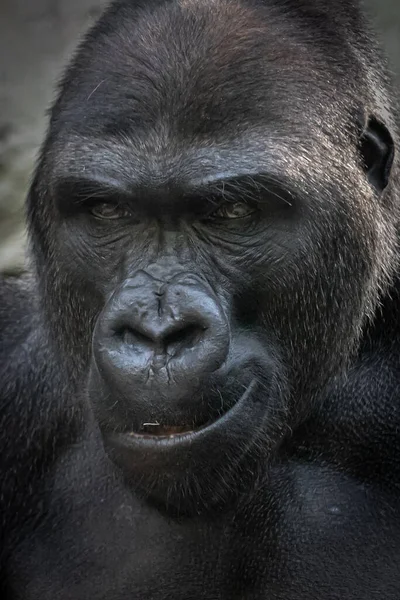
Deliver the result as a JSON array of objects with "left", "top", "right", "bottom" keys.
[
  {"left": 53, "top": 0, "right": 349, "bottom": 141},
  {"left": 45, "top": 0, "right": 357, "bottom": 195}
]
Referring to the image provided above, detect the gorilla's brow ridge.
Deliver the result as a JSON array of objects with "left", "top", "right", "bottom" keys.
[
  {"left": 54, "top": 171, "right": 295, "bottom": 213},
  {"left": 48, "top": 132, "right": 311, "bottom": 206}
]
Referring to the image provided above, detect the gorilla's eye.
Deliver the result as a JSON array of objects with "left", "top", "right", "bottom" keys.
[
  {"left": 90, "top": 202, "right": 132, "bottom": 220},
  {"left": 211, "top": 202, "right": 255, "bottom": 220}
]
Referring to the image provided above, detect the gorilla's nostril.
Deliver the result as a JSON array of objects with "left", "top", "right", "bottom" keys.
[
  {"left": 164, "top": 324, "right": 205, "bottom": 353},
  {"left": 120, "top": 327, "right": 154, "bottom": 349}
]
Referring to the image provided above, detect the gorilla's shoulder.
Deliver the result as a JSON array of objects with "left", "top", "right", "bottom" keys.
[{"left": 363, "top": 277, "right": 400, "bottom": 352}]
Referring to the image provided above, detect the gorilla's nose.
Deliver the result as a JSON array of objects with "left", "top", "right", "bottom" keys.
[{"left": 92, "top": 271, "right": 230, "bottom": 413}]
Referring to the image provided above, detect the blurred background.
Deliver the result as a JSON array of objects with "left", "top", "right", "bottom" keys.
[{"left": 0, "top": 0, "right": 399, "bottom": 273}]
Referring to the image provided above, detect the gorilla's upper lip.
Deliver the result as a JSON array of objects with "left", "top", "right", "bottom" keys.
[{"left": 106, "top": 379, "right": 258, "bottom": 448}]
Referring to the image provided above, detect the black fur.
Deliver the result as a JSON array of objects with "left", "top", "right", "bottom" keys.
[{"left": 1, "top": 0, "right": 400, "bottom": 598}]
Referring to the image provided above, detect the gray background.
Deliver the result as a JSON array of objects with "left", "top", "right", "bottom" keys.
[{"left": 0, "top": 0, "right": 399, "bottom": 272}]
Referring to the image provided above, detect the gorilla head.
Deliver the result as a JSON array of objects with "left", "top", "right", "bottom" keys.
[{"left": 26, "top": 0, "right": 398, "bottom": 510}]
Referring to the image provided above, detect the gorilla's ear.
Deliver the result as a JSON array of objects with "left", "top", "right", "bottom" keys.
[{"left": 359, "top": 116, "right": 395, "bottom": 193}]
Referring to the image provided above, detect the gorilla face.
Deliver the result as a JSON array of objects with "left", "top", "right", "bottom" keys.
[{"left": 27, "top": 0, "right": 397, "bottom": 510}]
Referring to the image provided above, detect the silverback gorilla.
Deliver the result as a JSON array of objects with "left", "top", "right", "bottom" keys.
[{"left": 1, "top": 0, "right": 400, "bottom": 598}]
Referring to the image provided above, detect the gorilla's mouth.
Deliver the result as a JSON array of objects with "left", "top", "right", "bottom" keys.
[
  {"left": 117, "top": 377, "right": 245, "bottom": 441},
  {"left": 102, "top": 377, "right": 276, "bottom": 508},
  {"left": 125, "top": 411, "right": 227, "bottom": 440}
]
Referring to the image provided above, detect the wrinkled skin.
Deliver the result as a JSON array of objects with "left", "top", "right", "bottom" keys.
[{"left": 1, "top": 0, "right": 400, "bottom": 598}]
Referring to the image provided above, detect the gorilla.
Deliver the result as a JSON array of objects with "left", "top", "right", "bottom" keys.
[{"left": 1, "top": 0, "right": 400, "bottom": 598}]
